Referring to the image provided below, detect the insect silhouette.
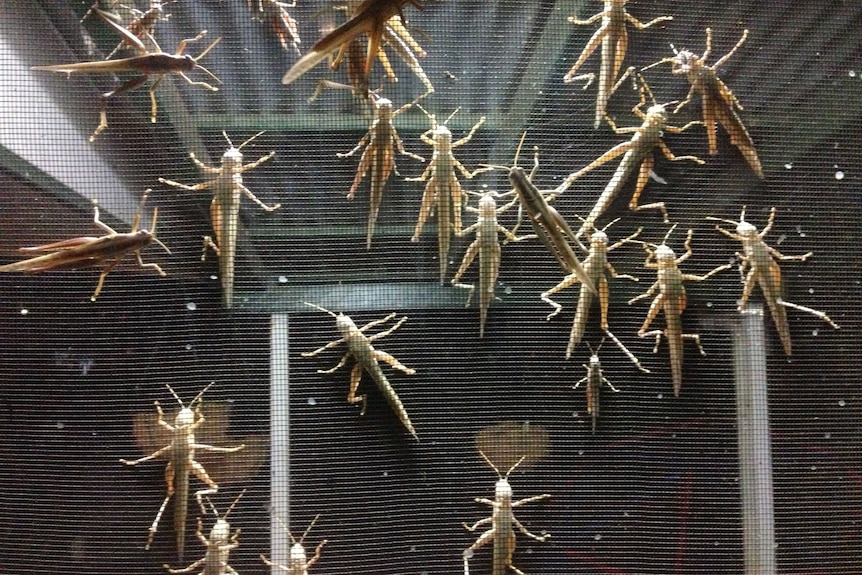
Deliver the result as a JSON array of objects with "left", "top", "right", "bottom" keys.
[
  {"left": 0, "top": 190, "right": 169, "bottom": 302},
  {"left": 159, "top": 131, "right": 279, "bottom": 309},
  {"left": 32, "top": 7, "right": 220, "bottom": 141},
  {"left": 627, "top": 226, "right": 731, "bottom": 396},
  {"left": 120, "top": 382, "right": 246, "bottom": 561},
  {"left": 708, "top": 206, "right": 839, "bottom": 355},
  {"left": 564, "top": 0, "right": 672, "bottom": 128},
  {"left": 463, "top": 450, "right": 551, "bottom": 575},
  {"left": 261, "top": 514, "right": 328, "bottom": 574},
  {"left": 643, "top": 28, "right": 763, "bottom": 177},
  {"left": 302, "top": 303, "right": 418, "bottom": 440}
]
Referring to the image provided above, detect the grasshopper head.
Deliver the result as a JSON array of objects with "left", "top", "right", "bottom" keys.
[
  {"left": 645, "top": 103, "right": 669, "bottom": 128},
  {"left": 590, "top": 229, "right": 608, "bottom": 249},
  {"left": 433, "top": 124, "right": 453, "bottom": 151},
  {"left": 290, "top": 542, "right": 308, "bottom": 566},
  {"left": 209, "top": 518, "right": 231, "bottom": 544},
  {"left": 494, "top": 477, "right": 513, "bottom": 501},
  {"left": 334, "top": 313, "right": 357, "bottom": 338},
  {"left": 670, "top": 49, "right": 699, "bottom": 76},
  {"left": 736, "top": 220, "right": 758, "bottom": 239},
  {"left": 375, "top": 97, "right": 394, "bottom": 120},
  {"left": 175, "top": 406, "right": 196, "bottom": 427},
  {"left": 478, "top": 193, "right": 497, "bottom": 217},
  {"left": 654, "top": 243, "right": 677, "bottom": 266}
]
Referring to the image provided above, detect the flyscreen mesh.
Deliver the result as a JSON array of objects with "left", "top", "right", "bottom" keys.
[{"left": 0, "top": 1, "right": 860, "bottom": 574}]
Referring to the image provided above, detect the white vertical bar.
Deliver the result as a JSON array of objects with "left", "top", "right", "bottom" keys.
[
  {"left": 269, "top": 313, "right": 290, "bottom": 571},
  {"left": 732, "top": 306, "right": 776, "bottom": 575}
]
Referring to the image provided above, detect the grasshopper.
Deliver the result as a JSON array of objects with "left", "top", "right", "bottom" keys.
[
  {"left": 564, "top": 0, "right": 672, "bottom": 128},
  {"left": 408, "top": 106, "right": 489, "bottom": 283},
  {"left": 463, "top": 451, "right": 551, "bottom": 575},
  {"left": 301, "top": 303, "right": 418, "bottom": 440},
  {"left": 249, "top": 0, "right": 302, "bottom": 54},
  {"left": 282, "top": 0, "right": 424, "bottom": 91},
  {"left": 451, "top": 191, "right": 536, "bottom": 338},
  {"left": 164, "top": 490, "right": 245, "bottom": 575},
  {"left": 708, "top": 207, "right": 839, "bottom": 356},
  {"left": 627, "top": 226, "right": 731, "bottom": 396},
  {"left": 261, "top": 514, "right": 328, "bottom": 575},
  {"left": 643, "top": 28, "right": 763, "bottom": 178},
  {"left": 32, "top": 7, "right": 220, "bottom": 141},
  {"left": 556, "top": 79, "right": 704, "bottom": 240},
  {"left": 159, "top": 131, "right": 279, "bottom": 309},
  {"left": 308, "top": 1, "right": 433, "bottom": 104},
  {"left": 338, "top": 95, "right": 424, "bottom": 249},
  {"left": 575, "top": 340, "right": 620, "bottom": 434},
  {"left": 120, "top": 382, "right": 245, "bottom": 561},
  {"left": 507, "top": 162, "right": 597, "bottom": 296},
  {"left": 0, "top": 190, "right": 169, "bottom": 302},
  {"left": 541, "top": 219, "right": 646, "bottom": 368}
]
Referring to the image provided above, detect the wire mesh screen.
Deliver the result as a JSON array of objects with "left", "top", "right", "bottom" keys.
[{"left": 0, "top": 1, "right": 860, "bottom": 574}]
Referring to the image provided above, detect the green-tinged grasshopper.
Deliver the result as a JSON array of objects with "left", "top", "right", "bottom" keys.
[
  {"left": 508, "top": 165, "right": 597, "bottom": 296},
  {"left": 338, "top": 95, "right": 424, "bottom": 249},
  {"left": 708, "top": 207, "right": 839, "bottom": 356},
  {"left": 301, "top": 303, "right": 418, "bottom": 440},
  {"left": 159, "top": 132, "right": 279, "bottom": 309},
  {"left": 261, "top": 514, "right": 328, "bottom": 575},
  {"left": 164, "top": 490, "right": 245, "bottom": 575},
  {"left": 408, "top": 106, "right": 489, "bottom": 283},
  {"left": 120, "top": 382, "right": 245, "bottom": 562},
  {"left": 32, "top": 7, "right": 220, "bottom": 141},
  {"left": 575, "top": 340, "right": 620, "bottom": 434},
  {"left": 627, "top": 226, "right": 731, "bottom": 396},
  {"left": 451, "top": 191, "right": 536, "bottom": 338},
  {"left": 0, "top": 190, "right": 169, "bottom": 302},
  {"left": 556, "top": 79, "right": 704, "bottom": 240},
  {"left": 463, "top": 451, "right": 551, "bottom": 575},
  {"left": 541, "top": 219, "right": 646, "bottom": 369},
  {"left": 643, "top": 28, "right": 763, "bottom": 178},
  {"left": 564, "top": 0, "right": 672, "bottom": 128}
]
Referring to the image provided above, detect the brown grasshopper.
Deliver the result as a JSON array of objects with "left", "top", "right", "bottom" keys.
[
  {"left": 120, "top": 382, "right": 245, "bottom": 561},
  {"left": 261, "top": 514, "right": 328, "bottom": 575},
  {"left": 564, "top": 0, "right": 672, "bottom": 128},
  {"left": 308, "top": 1, "right": 432, "bottom": 103},
  {"left": 249, "top": 0, "right": 302, "bottom": 54},
  {"left": 338, "top": 95, "right": 424, "bottom": 249},
  {"left": 301, "top": 303, "right": 418, "bottom": 440},
  {"left": 0, "top": 190, "right": 169, "bottom": 302},
  {"left": 32, "top": 7, "right": 220, "bottom": 141},
  {"left": 541, "top": 219, "right": 647, "bottom": 370},
  {"left": 627, "top": 226, "right": 731, "bottom": 396},
  {"left": 463, "top": 451, "right": 551, "bottom": 575},
  {"left": 507, "top": 160, "right": 597, "bottom": 296},
  {"left": 575, "top": 339, "right": 620, "bottom": 434},
  {"left": 282, "top": 0, "right": 424, "bottom": 90},
  {"left": 408, "top": 106, "right": 488, "bottom": 283},
  {"left": 164, "top": 490, "right": 245, "bottom": 575},
  {"left": 556, "top": 79, "right": 704, "bottom": 241},
  {"left": 451, "top": 191, "right": 536, "bottom": 338},
  {"left": 159, "top": 131, "right": 279, "bottom": 309},
  {"left": 708, "top": 207, "right": 839, "bottom": 356},
  {"left": 643, "top": 28, "right": 763, "bottom": 178}
]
